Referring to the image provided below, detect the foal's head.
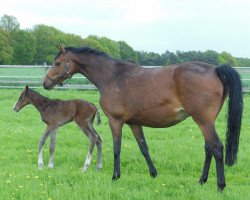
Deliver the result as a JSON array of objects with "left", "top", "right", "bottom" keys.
[{"left": 13, "top": 85, "right": 31, "bottom": 112}]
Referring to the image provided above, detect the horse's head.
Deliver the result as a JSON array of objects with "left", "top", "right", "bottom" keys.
[
  {"left": 43, "top": 45, "right": 77, "bottom": 90},
  {"left": 13, "top": 85, "right": 31, "bottom": 112}
]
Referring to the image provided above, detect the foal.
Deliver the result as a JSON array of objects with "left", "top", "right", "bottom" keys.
[{"left": 13, "top": 86, "right": 102, "bottom": 172}]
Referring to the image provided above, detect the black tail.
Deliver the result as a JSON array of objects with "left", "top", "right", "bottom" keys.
[
  {"left": 216, "top": 64, "right": 243, "bottom": 166},
  {"left": 95, "top": 109, "right": 101, "bottom": 125}
]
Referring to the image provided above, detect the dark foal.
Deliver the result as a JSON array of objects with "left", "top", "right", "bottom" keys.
[
  {"left": 43, "top": 45, "right": 243, "bottom": 191},
  {"left": 13, "top": 86, "right": 102, "bottom": 172}
]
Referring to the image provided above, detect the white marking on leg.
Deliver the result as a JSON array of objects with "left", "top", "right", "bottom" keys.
[
  {"left": 38, "top": 151, "right": 44, "bottom": 170},
  {"left": 82, "top": 151, "right": 92, "bottom": 173}
]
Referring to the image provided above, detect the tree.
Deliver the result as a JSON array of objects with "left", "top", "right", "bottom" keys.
[
  {"left": 98, "top": 36, "right": 121, "bottom": 59},
  {"left": 117, "top": 41, "right": 138, "bottom": 63},
  {"left": 32, "top": 24, "right": 66, "bottom": 64},
  {"left": 0, "top": 14, "right": 20, "bottom": 32},
  {"left": 82, "top": 36, "right": 112, "bottom": 55},
  {"left": 202, "top": 50, "right": 219, "bottom": 66},
  {"left": 218, "top": 51, "right": 238, "bottom": 66},
  {"left": 0, "top": 28, "right": 13, "bottom": 64},
  {"left": 161, "top": 50, "right": 180, "bottom": 65},
  {"left": 11, "top": 30, "right": 36, "bottom": 64},
  {"left": 137, "top": 51, "right": 163, "bottom": 66}
]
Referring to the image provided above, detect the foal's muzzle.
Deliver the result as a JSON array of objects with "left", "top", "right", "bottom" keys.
[{"left": 13, "top": 106, "right": 19, "bottom": 112}]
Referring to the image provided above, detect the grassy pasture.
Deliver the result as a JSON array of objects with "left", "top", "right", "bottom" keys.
[{"left": 0, "top": 89, "right": 250, "bottom": 200}]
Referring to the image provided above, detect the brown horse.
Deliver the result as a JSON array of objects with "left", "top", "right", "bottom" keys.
[
  {"left": 13, "top": 85, "right": 102, "bottom": 172},
  {"left": 43, "top": 46, "right": 243, "bottom": 191}
]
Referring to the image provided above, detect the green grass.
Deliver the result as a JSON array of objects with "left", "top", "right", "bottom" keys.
[{"left": 0, "top": 89, "right": 250, "bottom": 200}]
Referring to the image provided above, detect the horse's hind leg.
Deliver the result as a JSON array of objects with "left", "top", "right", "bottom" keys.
[
  {"left": 48, "top": 129, "right": 58, "bottom": 168},
  {"left": 129, "top": 124, "right": 157, "bottom": 177},
  {"left": 199, "top": 124, "right": 226, "bottom": 191},
  {"left": 199, "top": 141, "right": 212, "bottom": 185}
]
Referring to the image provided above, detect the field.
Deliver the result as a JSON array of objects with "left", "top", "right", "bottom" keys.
[{"left": 0, "top": 89, "right": 250, "bottom": 200}]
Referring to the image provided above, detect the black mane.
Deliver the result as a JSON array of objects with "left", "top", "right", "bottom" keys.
[{"left": 55, "top": 46, "right": 109, "bottom": 60}]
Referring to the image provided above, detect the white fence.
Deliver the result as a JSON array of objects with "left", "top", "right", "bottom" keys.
[{"left": 0, "top": 65, "right": 250, "bottom": 92}]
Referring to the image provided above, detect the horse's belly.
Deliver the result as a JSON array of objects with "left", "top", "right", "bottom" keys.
[{"left": 125, "top": 107, "right": 190, "bottom": 128}]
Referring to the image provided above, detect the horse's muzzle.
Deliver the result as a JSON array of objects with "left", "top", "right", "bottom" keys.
[{"left": 43, "top": 82, "right": 54, "bottom": 90}]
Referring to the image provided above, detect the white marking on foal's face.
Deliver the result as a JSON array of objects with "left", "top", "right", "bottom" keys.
[{"left": 13, "top": 100, "right": 20, "bottom": 112}]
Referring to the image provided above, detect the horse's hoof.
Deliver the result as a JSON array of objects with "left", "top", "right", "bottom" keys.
[
  {"left": 112, "top": 174, "right": 120, "bottom": 181},
  {"left": 150, "top": 170, "right": 157, "bottom": 178},
  {"left": 218, "top": 183, "right": 226, "bottom": 192},
  {"left": 199, "top": 177, "right": 207, "bottom": 185}
]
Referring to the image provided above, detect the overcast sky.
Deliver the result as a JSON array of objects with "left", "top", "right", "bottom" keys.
[{"left": 1, "top": 0, "right": 250, "bottom": 57}]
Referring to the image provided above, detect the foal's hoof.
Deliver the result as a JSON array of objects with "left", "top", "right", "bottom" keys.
[
  {"left": 150, "top": 169, "right": 157, "bottom": 178},
  {"left": 38, "top": 162, "right": 44, "bottom": 170},
  {"left": 218, "top": 183, "right": 226, "bottom": 192},
  {"left": 48, "top": 163, "right": 54, "bottom": 169}
]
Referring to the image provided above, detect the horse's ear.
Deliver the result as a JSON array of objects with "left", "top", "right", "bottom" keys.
[
  {"left": 57, "top": 44, "right": 66, "bottom": 54},
  {"left": 56, "top": 44, "right": 61, "bottom": 51},
  {"left": 60, "top": 46, "right": 66, "bottom": 54},
  {"left": 25, "top": 85, "right": 29, "bottom": 92}
]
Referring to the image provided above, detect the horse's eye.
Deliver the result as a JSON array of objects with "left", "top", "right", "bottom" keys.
[{"left": 55, "top": 61, "right": 60, "bottom": 66}]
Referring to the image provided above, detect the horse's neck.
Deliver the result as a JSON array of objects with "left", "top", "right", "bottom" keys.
[
  {"left": 77, "top": 56, "right": 117, "bottom": 91},
  {"left": 29, "top": 92, "right": 52, "bottom": 112}
]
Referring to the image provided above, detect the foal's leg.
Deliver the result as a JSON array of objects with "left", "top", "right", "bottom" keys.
[
  {"left": 76, "top": 118, "right": 102, "bottom": 172},
  {"left": 108, "top": 117, "right": 123, "bottom": 180},
  {"left": 129, "top": 124, "right": 157, "bottom": 177},
  {"left": 48, "top": 129, "right": 58, "bottom": 168},
  {"left": 38, "top": 126, "right": 52, "bottom": 169},
  {"left": 199, "top": 124, "right": 226, "bottom": 191}
]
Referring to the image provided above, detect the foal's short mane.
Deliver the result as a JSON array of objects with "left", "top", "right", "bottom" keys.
[{"left": 28, "top": 88, "right": 51, "bottom": 101}]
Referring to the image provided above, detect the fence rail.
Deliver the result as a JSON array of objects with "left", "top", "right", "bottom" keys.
[{"left": 0, "top": 65, "right": 250, "bottom": 92}]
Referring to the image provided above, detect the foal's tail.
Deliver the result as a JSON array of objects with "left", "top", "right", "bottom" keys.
[
  {"left": 95, "top": 109, "right": 101, "bottom": 125},
  {"left": 216, "top": 64, "right": 243, "bottom": 166}
]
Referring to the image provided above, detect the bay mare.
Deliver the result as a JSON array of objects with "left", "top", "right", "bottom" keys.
[
  {"left": 43, "top": 45, "right": 243, "bottom": 191},
  {"left": 13, "top": 86, "right": 102, "bottom": 172}
]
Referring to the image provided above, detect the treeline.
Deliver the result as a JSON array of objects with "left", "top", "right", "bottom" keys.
[{"left": 1, "top": 14, "right": 250, "bottom": 66}]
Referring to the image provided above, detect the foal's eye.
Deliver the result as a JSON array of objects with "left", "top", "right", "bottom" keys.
[{"left": 55, "top": 61, "right": 60, "bottom": 66}]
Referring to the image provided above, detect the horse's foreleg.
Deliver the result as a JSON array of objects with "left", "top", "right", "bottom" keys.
[
  {"left": 129, "top": 124, "right": 157, "bottom": 177},
  {"left": 48, "top": 129, "right": 58, "bottom": 168},
  {"left": 108, "top": 117, "right": 123, "bottom": 180},
  {"left": 38, "top": 127, "right": 51, "bottom": 169}
]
